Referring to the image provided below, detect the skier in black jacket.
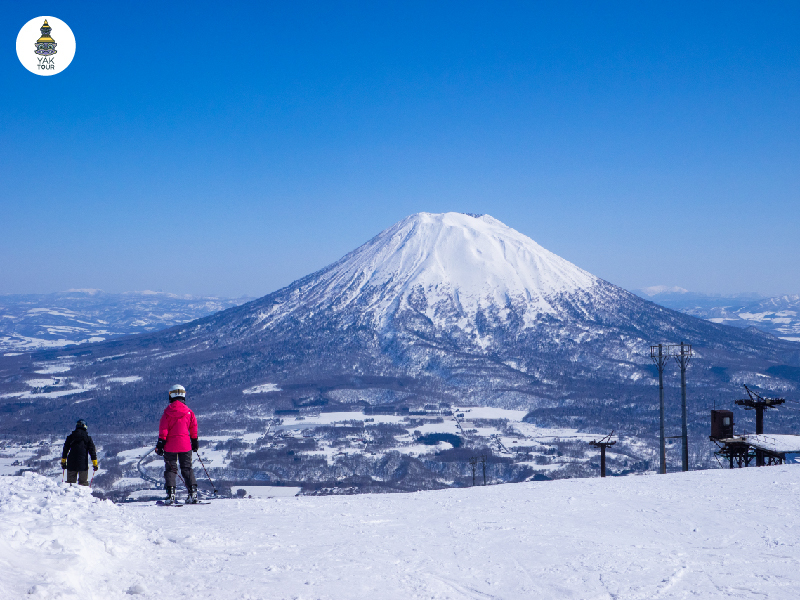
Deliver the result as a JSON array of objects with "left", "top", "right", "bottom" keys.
[{"left": 61, "top": 419, "right": 98, "bottom": 486}]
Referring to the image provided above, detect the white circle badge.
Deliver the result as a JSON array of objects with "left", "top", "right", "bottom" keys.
[{"left": 17, "top": 16, "right": 76, "bottom": 76}]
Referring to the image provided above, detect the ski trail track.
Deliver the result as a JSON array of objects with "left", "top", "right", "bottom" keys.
[{"left": 2, "top": 466, "right": 800, "bottom": 599}]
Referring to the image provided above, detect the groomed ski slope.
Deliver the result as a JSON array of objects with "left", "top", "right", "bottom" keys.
[{"left": 2, "top": 468, "right": 799, "bottom": 599}]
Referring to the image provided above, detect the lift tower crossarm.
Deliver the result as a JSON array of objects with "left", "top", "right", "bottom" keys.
[{"left": 735, "top": 384, "right": 785, "bottom": 435}]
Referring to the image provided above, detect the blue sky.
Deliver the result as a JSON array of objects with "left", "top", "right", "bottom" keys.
[{"left": 2, "top": 1, "right": 798, "bottom": 297}]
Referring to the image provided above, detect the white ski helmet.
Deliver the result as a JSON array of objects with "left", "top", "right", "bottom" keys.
[{"left": 168, "top": 384, "right": 186, "bottom": 400}]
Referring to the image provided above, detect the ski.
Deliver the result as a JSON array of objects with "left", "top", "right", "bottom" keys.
[
  {"left": 155, "top": 500, "right": 183, "bottom": 507},
  {"left": 183, "top": 501, "right": 212, "bottom": 505}
]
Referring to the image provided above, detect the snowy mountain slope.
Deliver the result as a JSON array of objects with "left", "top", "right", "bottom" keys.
[
  {"left": 0, "top": 290, "right": 251, "bottom": 352},
  {"left": 250, "top": 212, "right": 599, "bottom": 332},
  {"left": 4, "top": 467, "right": 800, "bottom": 599},
  {"left": 1, "top": 213, "right": 799, "bottom": 457}
]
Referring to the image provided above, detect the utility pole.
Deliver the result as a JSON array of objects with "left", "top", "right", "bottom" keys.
[
  {"left": 735, "top": 384, "right": 785, "bottom": 466},
  {"left": 589, "top": 432, "right": 616, "bottom": 477},
  {"left": 480, "top": 455, "right": 487, "bottom": 485},
  {"left": 669, "top": 342, "right": 692, "bottom": 472},
  {"left": 650, "top": 344, "right": 669, "bottom": 474},
  {"left": 469, "top": 457, "right": 477, "bottom": 486}
]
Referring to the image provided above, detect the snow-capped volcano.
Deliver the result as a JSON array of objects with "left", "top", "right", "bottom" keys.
[
  {"left": 316, "top": 212, "right": 595, "bottom": 315},
  {"left": 252, "top": 212, "right": 603, "bottom": 334},
  {"left": 2, "top": 212, "right": 799, "bottom": 439}
]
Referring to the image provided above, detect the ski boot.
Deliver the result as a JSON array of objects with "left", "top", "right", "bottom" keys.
[
  {"left": 186, "top": 484, "right": 199, "bottom": 504},
  {"left": 164, "top": 486, "right": 177, "bottom": 505}
]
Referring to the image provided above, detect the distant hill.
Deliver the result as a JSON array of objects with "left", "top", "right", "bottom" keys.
[
  {"left": 633, "top": 289, "right": 800, "bottom": 341},
  {"left": 0, "top": 290, "right": 252, "bottom": 352}
]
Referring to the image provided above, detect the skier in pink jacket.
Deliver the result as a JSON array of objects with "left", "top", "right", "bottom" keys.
[{"left": 155, "top": 384, "right": 199, "bottom": 504}]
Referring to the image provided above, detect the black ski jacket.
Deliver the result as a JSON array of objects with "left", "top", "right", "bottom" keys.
[{"left": 62, "top": 428, "right": 97, "bottom": 471}]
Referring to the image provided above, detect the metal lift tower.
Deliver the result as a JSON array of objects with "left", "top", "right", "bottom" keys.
[
  {"left": 669, "top": 342, "right": 693, "bottom": 471},
  {"left": 735, "top": 385, "right": 785, "bottom": 466},
  {"left": 650, "top": 344, "right": 669, "bottom": 474}
]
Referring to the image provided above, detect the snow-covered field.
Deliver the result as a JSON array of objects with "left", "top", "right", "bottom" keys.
[
  {"left": 3, "top": 466, "right": 800, "bottom": 599},
  {"left": 0, "top": 404, "right": 691, "bottom": 498}
]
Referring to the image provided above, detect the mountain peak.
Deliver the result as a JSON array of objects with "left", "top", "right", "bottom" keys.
[
  {"left": 262, "top": 212, "right": 600, "bottom": 330},
  {"left": 373, "top": 212, "right": 597, "bottom": 301}
]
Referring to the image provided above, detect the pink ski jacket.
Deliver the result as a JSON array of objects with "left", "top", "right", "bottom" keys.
[{"left": 158, "top": 401, "right": 198, "bottom": 453}]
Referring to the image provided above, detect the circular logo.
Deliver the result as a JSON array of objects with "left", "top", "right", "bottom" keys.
[{"left": 16, "top": 16, "right": 76, "bottom": 76}]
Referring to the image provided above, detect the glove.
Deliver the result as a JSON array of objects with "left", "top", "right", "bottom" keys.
[
  {"left": 60, "top": 458, "right": 66, "bottom": 469},
  {"left": 92, "top": 459, "right": 98, "bottom": 472},
  {"left": 155, "top": 438, "right": 166, "bottom": 457},
  {"left": 191, "top": 438, "right": 199, "bottom": 452}
]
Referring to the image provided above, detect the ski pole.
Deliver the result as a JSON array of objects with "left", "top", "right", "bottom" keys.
[
  {"left": 194, "top": 451, "right": 218, "bottom": 495},
  {"left": 90, "top": 469, "right": 94, "bottom": 488}
]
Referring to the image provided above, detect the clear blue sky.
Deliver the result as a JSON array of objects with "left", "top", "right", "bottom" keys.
[{"left": 2, "top": 1, "right": 798, "bottom": 297}]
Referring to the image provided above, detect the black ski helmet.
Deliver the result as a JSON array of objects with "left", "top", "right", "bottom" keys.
[{"left": 76, "top": 419, "right": 87, "bottom": 430}]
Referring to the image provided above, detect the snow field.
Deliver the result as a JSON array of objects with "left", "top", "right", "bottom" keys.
[
  {"left": 4, "top": 466, "right": 800, "bottom": 599},
  {"left": 243, "top": 383, "right": 281, "bottom": 394}
]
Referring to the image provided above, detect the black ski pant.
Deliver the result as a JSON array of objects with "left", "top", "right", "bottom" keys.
[
  {"left": 163, "top": 451, "right": 197, "bottom": 489},
  {"left": 66, "top": 470, "right": 89, "bottom": 486}
]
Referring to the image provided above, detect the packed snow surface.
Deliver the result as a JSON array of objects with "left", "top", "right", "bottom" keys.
[{"left": 3, "top": 467, "right": 800, "bottom": 599}]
